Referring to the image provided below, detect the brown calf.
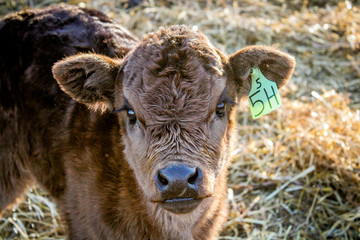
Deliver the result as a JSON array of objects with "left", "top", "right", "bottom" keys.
[{"left": 0, "top": 5, "right": 295, "bottom": 240}]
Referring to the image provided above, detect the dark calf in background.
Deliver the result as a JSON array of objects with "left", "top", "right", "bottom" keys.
[{"left": 0, "top": 5, "right": 295, "bottom": 239}]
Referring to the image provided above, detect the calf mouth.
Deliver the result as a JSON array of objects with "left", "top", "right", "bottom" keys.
[
  {"left": 152, "top": 196, "right": 211, "bottom": 214},
  {"left": 161, "top": 197, "right": 201, "bottom": 214}
]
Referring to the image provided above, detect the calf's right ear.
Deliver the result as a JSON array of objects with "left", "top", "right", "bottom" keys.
[{"left": 52, "top": 53, "right": 121, "bottom": 112}]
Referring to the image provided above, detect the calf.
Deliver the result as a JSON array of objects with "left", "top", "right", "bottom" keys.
[{"left": 0, "top": 5, "right": 295, "bottom": 240}]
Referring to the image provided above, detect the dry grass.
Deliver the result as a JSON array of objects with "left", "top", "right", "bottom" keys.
[{"left": 1, "top": 0, "right": 359, "bottom": 239}]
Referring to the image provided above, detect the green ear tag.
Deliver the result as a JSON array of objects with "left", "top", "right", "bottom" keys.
[{"left": 248, "top": 67, "right": 282, "bottom": 119}]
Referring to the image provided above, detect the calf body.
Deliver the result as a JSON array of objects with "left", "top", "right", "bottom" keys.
[{"left": 0, "top": 5, "right": 295, "bottom": 239}]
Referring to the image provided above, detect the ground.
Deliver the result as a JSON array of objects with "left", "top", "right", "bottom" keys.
[{"left": 0, "top": 0, "right": 359, "bottom": 239}]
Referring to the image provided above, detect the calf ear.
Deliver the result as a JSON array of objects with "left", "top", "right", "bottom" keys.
[
  {"left": 229, "top": 46, "right": 295, "bottom": 98},
  {"left": 52, "top": 53, "right": 121, "bottom": 112}
]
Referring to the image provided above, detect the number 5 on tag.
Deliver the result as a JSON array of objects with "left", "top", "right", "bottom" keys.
[{"left": 248, "top": 67, "right": 282, "bottom": 119}]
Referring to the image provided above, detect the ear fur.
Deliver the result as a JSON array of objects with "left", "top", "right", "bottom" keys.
[
  {"left": 52, "top": 53, "right": 121, "bottom": 112},
  {"left": 229, "top": 46, "right": 295, "bottom": 98}
]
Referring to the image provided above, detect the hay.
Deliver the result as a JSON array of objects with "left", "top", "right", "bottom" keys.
[
  {"left": 224, "top": 90, "right": 360, "bottom": 239},
  {"left": 1, "top": 0, "right": 359, "bottom": 239}
]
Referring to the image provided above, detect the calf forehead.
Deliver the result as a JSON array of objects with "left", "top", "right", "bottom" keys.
[
  {"left": 122, "top": 26, "right": 226, "bottom": 124},
  {"left": 127, "top": 68, "right": 221, "bottom": 124}
]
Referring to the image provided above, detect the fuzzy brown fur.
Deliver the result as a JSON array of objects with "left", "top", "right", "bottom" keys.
[{"left": 0, "top": 5, "right": 295, "bottom": 240}]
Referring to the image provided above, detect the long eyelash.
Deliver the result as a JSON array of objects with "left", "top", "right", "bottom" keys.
[
  {"left": 221, "top": 95, "right": 237, "bottom": 106},
  {"left": 114, "top": 105, "right": 129, "bottom": 113},
  {"left": 114, "top": 99, "right": 132, "bottom": 113},
  {"left": 224, "top": 99, "right": 237, "bottom": 106},
  {"left": 218, "top": 88, "right": 237, "bottom": 107}
]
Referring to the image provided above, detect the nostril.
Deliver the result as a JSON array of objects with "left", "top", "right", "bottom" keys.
[
  {"left": 187, "top": 168, "right": 199, "bottom": 185},
  {"left": 157, "top": 171, "right": 168, "bottom": 186}
]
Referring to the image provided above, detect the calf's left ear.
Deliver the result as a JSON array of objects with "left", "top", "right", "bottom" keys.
[
  {"left": 229, "top": 46, "right": 295, "bottom": 97},
  {"left": 52, "top": 53, "right": 121, "bottom": 112}
]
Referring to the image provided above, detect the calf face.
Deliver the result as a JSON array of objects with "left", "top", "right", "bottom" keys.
[{"left": 53, "top": 24, "right": 295, "bottom": 227}]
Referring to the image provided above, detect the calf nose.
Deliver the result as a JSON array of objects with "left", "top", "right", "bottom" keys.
[{"left": 155, "top": 164, "right": 201, "bottom": 199}]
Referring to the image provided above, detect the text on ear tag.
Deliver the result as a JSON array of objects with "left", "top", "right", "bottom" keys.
[{"left": 248, "top": 67, "right": 282, "bottom": 119}]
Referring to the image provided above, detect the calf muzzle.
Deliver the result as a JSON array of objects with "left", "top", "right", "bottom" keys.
[{"left": 154, "top": 163, "right": 204, "bottom": 214}]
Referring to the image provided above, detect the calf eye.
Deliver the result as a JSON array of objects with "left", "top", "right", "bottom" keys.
[
  {"left": 216, "top": 102, "right": 226, "bottom": 117},
  {"left": 127, "top": 109, "right": 137, "bottom": 124}
]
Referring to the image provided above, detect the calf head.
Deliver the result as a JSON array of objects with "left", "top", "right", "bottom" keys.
[{"left": 53, "top": 25, "right": 294, "bottom": 220}]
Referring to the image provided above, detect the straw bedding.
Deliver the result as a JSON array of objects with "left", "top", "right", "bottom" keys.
[{"left": 0, "top": 0, "right": 359, "bottom": 239}]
